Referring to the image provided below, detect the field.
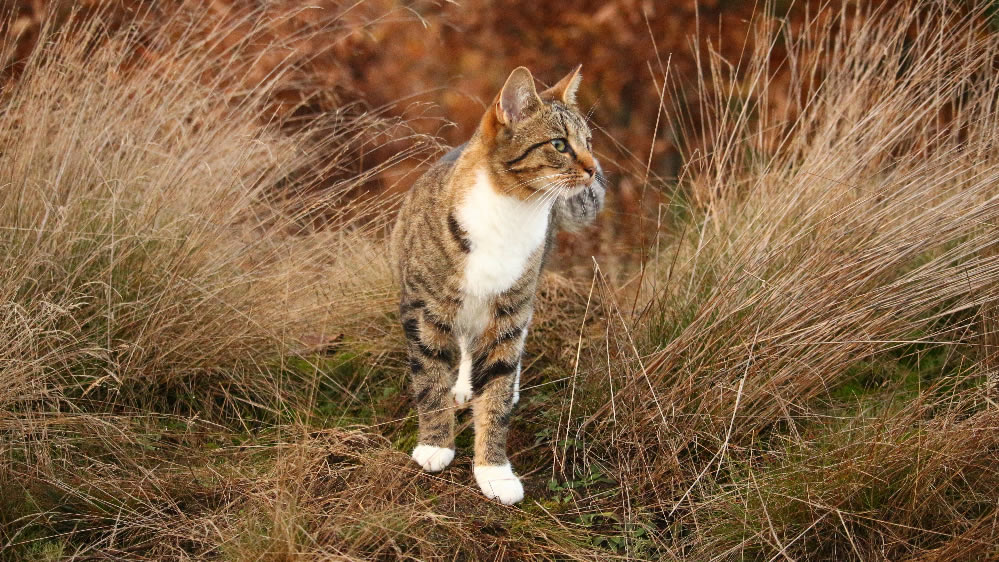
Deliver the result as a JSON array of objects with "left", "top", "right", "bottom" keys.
[{"left": 2, "top": 1, "right": 999, "bottom": 560}]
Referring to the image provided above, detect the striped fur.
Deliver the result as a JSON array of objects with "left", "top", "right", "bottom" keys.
[{"left": 389, "top": 66, "right": 604, "bottom": 504}]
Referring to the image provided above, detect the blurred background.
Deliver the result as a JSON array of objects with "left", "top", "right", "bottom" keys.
[{"left": 0, "top": 0, "right": 833, "bottom": 256}]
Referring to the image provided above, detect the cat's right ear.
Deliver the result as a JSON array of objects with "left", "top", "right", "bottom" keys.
[
  {"left": 495, "top": 67, "right": 542, "bottom": 127},
  {"left": 541, "top": 64, "right": 582, "bottom": 105}
]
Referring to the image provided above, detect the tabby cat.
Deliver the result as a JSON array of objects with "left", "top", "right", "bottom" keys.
[{"left": 390, "top": 66, "right": 604, "bottom": 504}]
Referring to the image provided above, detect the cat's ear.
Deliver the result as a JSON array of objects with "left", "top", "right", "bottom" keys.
[
  {"left": 541, "top": 64, "right": 582, "bottom": 106},
  {"left": 495, "top": 67, "right": 542, "bottom": 127}
]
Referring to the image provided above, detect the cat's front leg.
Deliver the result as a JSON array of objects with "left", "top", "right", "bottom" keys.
[
  {"left": 469, "top": 315, "right": 530, "bottom": 504},
  {"left": 402, "top": 297, "right": 460, "bottom": 473},
  {"left": 471, "top": 371, "right": 522, "bottom": 504}
]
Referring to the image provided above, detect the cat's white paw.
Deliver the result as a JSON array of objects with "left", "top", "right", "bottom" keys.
[
  {"left": 473, "top": 463, "right": 524, "bottom": 505},
  {"left": 411, "top": 444, "right": 455, "bottom": 472},
  {"left": 451, "top": 380, "right": 473, "bottom": 406},
  {"left": 452, "top": 387, "right": 473, "bottom": 406}
]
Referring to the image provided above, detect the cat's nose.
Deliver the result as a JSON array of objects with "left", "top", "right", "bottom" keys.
[{"left": 582, "top": 165, "right": 595, "bottom": 178}]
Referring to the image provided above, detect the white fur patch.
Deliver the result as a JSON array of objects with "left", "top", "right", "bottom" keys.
[
  {"left": 451, "top": 338, "right": 473, "bottom": 406},
  {"left": 512, "top": 361, "right": 521, "bottom": 406},
  {"left": 512, "top": 322, "right": 530, "bottom": 405},
  {"left": 474, "top": 463, "right": 524, "bottom": 504},
  {"left": 452, "top": 297, "right": 489, "bottom": 404},
  {"left": 455, "top": 169, "right": 551, "bottom": 298},
  {"left": 455, "top": 295, "right": 490, "bottom": 340},
  {"left": 411, "top": 445, "right": 455, "bottom": 473}
]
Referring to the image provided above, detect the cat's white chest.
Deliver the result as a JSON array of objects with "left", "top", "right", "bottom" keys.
[{"left": 455, "top": 169, "right": 550, "bottom": 298}]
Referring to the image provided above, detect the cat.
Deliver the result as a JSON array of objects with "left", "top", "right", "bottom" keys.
[{"left": 389, "top": 65, "right": 604, "bottom": 504}]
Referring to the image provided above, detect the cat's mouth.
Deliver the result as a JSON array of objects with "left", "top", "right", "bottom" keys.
[
  {"left": 558, "top": 175, "right": 599, "bottom": 198},
  {"left": 560, "top": 184, "right": 588, "bottom": 198}
]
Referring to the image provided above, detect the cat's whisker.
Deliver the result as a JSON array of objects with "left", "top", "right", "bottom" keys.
[
  {"left": 526, "top": 176, "right": 571, "bottom": 200},
  {"left": 504, "top": 172, "right": 564, "bottom": 193},
  {"left": 516, "top": 174, "right": 569, "bottom": 199},
  {"left": 522, "top": 182, "right": 565, "bottom": 214},
  {"left": 515, "top": 184, "right": 558, "bottom": 205},
  {"left": 541, "top": 189, "right": 566, "bottom": 215},
  {"left": 520, "top": 182, "right": 557, "bottom": 213},
  {"left": 502, "top": 172, "right": 566, "bottom": 193},
  {"left": 525, "top": 180, "right": 569, "bottom": 216}
]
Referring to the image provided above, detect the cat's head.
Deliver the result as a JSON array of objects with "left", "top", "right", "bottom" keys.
[{"left": 479, "top": 66, "right": 600, "bottom": 201}]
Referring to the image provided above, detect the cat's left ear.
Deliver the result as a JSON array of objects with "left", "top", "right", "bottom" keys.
[
  {"left": 541, "top": 64, "right": 582, "bottom": 106},
  {"left": 495, "top": 67, "right": 543, "bottom": 127}
]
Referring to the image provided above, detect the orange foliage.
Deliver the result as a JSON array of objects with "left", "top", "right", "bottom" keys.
[{"left": 2, "top": 0, "right": 840, "bottom": 210}]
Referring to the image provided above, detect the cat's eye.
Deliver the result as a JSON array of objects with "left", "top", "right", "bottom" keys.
[{"left": 550, "top": 138, "right": 569, "bottom": 153}]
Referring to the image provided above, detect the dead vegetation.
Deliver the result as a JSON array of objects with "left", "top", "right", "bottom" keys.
[{"left": 2, "top": 1, "right": 999, "bottom": 560}]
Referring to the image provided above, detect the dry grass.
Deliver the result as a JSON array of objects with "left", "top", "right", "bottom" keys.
[
  {"left": 568, "top": 1, "right": 999, "bottom": 558},
  {"left": 3, "top": 1, "right": 999, "bottom": 560}
]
